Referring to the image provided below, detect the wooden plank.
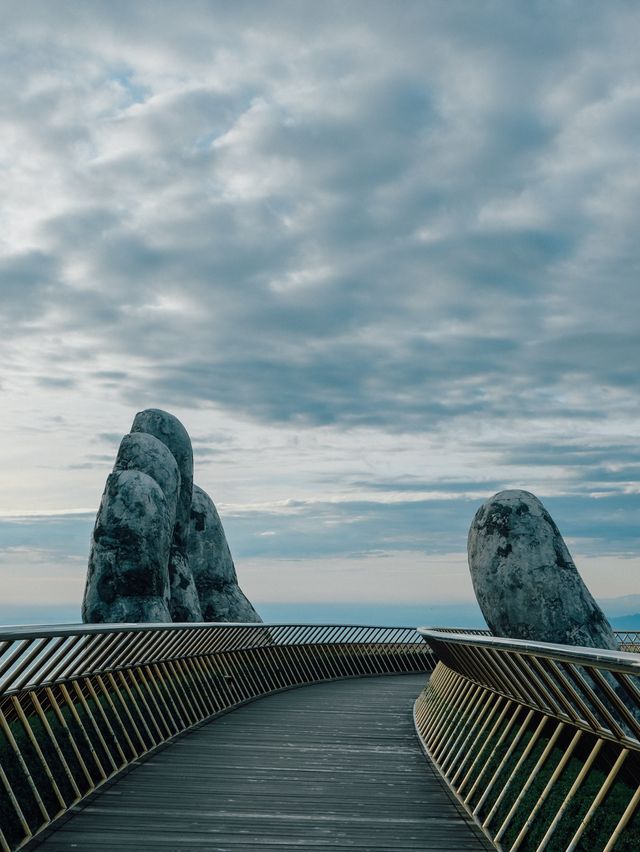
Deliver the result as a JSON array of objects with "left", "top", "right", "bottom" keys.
[{"left": 33, "top": 675, "right": 491, "bottom": 850}]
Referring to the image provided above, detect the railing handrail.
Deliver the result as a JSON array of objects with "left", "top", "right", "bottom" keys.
[
  {"left": 418, "top": 627, "right": 640, "bottom": 675},
  {"left": 0, "top": 623, "right": 426, "bottom": 700},
  {"left": 0, "top": 622, "right": 424, "bottom": 641}
]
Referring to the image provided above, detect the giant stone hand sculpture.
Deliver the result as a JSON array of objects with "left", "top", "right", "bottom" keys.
[
  {"left": 82, "top": 408, "right": 260, "bottom": 625},
  {"left": 468, "top": 489, "right": 617, "bottom": 650}
]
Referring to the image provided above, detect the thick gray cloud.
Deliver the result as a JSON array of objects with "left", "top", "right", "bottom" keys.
[
  {"left": 1, "top": 0, "right": 638, "bottom": 434},
  {"left": 1, "top": 1, "right": 639, "bottom": 619}
]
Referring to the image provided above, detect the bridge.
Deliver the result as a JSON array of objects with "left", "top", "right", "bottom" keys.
[{"left": 0, "top": 624, "right": 639, "bottom": 850}]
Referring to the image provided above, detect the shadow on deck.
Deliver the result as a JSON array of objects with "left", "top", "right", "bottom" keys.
[{"left": 31, "top": 674, "right": 490, "bottom": 851}]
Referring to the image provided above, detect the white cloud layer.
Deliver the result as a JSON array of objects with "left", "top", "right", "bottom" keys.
[{"left": 1, "top": 1, "right": 639, "bottom": 618}]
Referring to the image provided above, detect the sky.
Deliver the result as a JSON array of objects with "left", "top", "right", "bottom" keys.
[{"left": 1, "top": 0, "right": 639, "bottom": 627}]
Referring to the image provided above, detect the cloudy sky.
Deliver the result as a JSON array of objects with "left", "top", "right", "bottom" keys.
[{"left": 1, "top": 0, "right": 639, "bottom": 626}]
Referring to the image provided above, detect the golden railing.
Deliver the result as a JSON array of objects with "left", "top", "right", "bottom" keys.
[
  {"left": 0, "top": 622, "right": 434, "bottom": 851},
  {"left": 415, "top": 629, "right": 640, "bottom": 851},
  {"left": 615, "top": 631, "right": 640, "bottom": 654}
]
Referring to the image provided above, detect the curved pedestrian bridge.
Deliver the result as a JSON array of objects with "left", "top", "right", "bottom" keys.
[
  {"left": 4, "top": 623, "right": 640, "bottom": 850},
  {"left": 32, "top": 675, "right": 489, "bottom": 850}
]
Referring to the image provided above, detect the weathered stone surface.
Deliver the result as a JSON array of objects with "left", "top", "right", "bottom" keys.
[
  {"left": 131, "top": 409, "right": 203, "bottom": 622},
  {"left": 83, "top": 408, "right": 260, "bottom": 625},
  {"left": 468, "top": 489, "right": 617, "bottom": 650},
  {"left": 114, "top": 433, "right": 180, "bottom": 525},
  {"left": 188, "top": 485, "right": 261, "bottom": 622},
  {"left": 82, "top": 470, "right": 172, "bottom": 623},
  {"left": 131, "top": 409, "right": 193, "bottom": 552}
]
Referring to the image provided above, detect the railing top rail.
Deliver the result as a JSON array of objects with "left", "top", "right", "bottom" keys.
[
  {"left": 418, "top": 627, "right": 640, "bottom": 675},
  {"left": 422, "top": 626, "right": 491, "bottom": 635},
  {"left": 0, "top": 622, "right": 427, "bottom": 698},
  {"left": 0, "top": 622, "right": 423, "bottom": 641}
]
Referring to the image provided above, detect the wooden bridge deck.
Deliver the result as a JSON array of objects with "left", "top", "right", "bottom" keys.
[{"left": 33, "top": 674, "right": 491, "bottom": 851}]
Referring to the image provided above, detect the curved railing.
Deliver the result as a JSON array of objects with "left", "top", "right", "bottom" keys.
[
  {"left": 414, "top": 629, "right": 640, "bottom": 851},
  {"left": 0, "top": 622, "right": 434, "bottom": 851},
  {"left": 615, "top": 631, "right": 640, "bottom": 653},
  {"left": 428, "top": 627, "right": 640, "bottom": 653}
]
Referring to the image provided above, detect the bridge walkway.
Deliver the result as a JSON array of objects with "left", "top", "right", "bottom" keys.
[{"left": 33, "top": 674, "right": 490, "bottom": 851}]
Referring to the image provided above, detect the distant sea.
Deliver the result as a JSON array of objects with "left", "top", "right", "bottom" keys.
[
  {"left": 1, "top": 600, "right": 640, "bottom": 630},
  {"left": 258, "top": 602, "right": 488, "bottom": 628},
  {"left": 0, "top": 601, "right": 486, "bottom": 628}
]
